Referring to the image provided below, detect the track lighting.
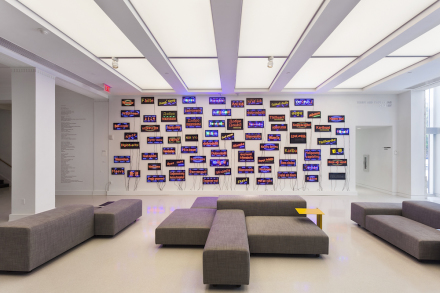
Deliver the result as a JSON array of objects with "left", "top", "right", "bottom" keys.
[
  {"left": 112, "top": 57, "right": 119, "bottom": 69},
  {"left": 267, "top": 56, "right": 274, "bottom": 68}
]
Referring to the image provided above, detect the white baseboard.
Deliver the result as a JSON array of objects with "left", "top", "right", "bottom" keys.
[
  {"left": 56, "top": 190, "right": 95, "bottom": 196},
  {"left": 106, "top": 190, "right": 358, "bottom": 196},
  {"left": 356, "top": 183, "right": 393, "bottom": 195},
  {"left": 394, "top": 192, "right": 412, "bottom": 198},
  {"left": 9, "top": 214, "right": 32, "bottom": 221}
]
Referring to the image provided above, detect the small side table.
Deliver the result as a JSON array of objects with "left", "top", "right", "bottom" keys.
[{"left": 295, "top": 208, "right": 325, "bottom": 229}]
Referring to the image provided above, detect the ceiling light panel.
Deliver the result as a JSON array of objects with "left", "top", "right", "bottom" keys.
[
  {"left": 389, "top": 24, "right": 440, "bottom": 56},
  {"left": 236, "top": 58, "right": 286, "bottom": 89},
  {"left": 239, "top": 0, "right": 323, "bottom": 56},
  {"left": 19, "top": 0, "right": 143, "bottom": 57},
  {"left": 314, "top": 0, "right": 436, "bottom": 56},
  {"left": 131, "top": 0, "right": 217, "bottom": 57},
  {"left": 285, "top": 57, "right": 355, "bottom": 89},
  {"left": 335, "top": 57, "right": 426, "bottom": 89},
  {"left": 170, "top": 59, "right": 221, "bottom": 90},
  {"left": 103, "top": 59, "right": 172, "bottom": 90}
]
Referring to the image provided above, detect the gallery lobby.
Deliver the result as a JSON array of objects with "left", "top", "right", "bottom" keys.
[{"left": 1, "top": 0, "right": 440, "bottom": 292}]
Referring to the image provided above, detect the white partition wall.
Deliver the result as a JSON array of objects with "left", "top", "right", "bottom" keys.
[
  {"left": 10, "top": 68, "right": 55, "bottom": 221},
  {"left": 106, "top": 94, "right": 399, "bottom": 196}
]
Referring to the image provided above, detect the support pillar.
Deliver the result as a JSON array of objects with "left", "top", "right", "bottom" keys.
[{"left": 10, "top": 68, "right": 56, "bottom": 221}]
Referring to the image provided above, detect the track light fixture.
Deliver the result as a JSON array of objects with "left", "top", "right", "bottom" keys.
[
  {"left": 267, "top": 56, "right": 274, "bottom": 68},
  {"left": 112, "top": 57, "right": 119, "bottom": 69}
]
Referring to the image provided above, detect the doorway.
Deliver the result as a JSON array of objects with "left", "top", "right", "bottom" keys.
[{"left": 356, "top": 126, "right": 393, "bottom": 194}]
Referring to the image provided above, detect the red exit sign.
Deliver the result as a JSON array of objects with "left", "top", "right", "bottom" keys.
[{"left": 104, "top": 84, "right": 111, "bottom": 92}]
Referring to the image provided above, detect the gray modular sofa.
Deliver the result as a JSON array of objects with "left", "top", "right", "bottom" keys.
[
  {"left": 156, "top": 195, "right": 329, "bottom": 286},
  {"left": 0, "top": 199, "right": 142, "bottom": 272},
  {"left": 351, "top": 201, "right": 440, "bottom": 260}
]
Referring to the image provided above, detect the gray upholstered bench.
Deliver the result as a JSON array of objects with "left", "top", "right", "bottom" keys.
[
  {"left": 351, "top": 202, "right": 402, "bottom": 228},
  {"left": 246, "top": 216, "right": 329, "bottom": 255},
  {"left": 155, "top": 209, "right": 216, "bottom": 245},
  {"left": 191, "top": 197, "right": 218, "bottom": 209},
  {"left": 94, "top": 199, "right": 142, "bottom": 236},
  {"left": 0, "top": 205, "right": 94, "bottom": 272},
  {"left": 217, "top": 194, "right": 306, "bottom": 216},
  {"left": 366, "top": 215, "right": 440, "bottom": 260},
  {"left": 203, "top": 210, "right": 250, "bottom": 286}
]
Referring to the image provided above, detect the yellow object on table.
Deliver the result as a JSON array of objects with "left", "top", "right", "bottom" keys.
[{"left": 295, "top": 208, "right": 325, "bottom": 229}]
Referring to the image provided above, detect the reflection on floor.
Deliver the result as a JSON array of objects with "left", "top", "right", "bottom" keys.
[{"left": 0, "top": 186, "right": 439, "bottom": 293}]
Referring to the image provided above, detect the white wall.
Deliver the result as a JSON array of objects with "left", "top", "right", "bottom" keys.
[
  {"left": 356, "top": 127, "right": 393, "bottom": 194},
  {"left": 0, "top": 109, "right": 11, "bottom": 183},
  {"left": 55, "top": 87, "right": 108, "bottom": 195},
  {"left": 107, "top": 94, "right": 399, "bottom": 196},
  {"left": 396, "top": 90, "right": 426, "bottom": 197}
]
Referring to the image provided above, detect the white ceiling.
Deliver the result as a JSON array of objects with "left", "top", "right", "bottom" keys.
[
  {"left": 313, "top": 0, "right": 437, "bottom": 56},
  {"left": 238, "top": 0, "right": 322, "bottom": 56},
  {"left": 236, "top": 58, "right": 286, "bottom": 89},
  {"left": 131, "top": 0, "right": 218, "bottom": 57},
  {"left": 1, "top": 0, "right": 439, "bottom": 95},
  {"left": 336, "top": 57, "right": 426, "bottom": 89}
]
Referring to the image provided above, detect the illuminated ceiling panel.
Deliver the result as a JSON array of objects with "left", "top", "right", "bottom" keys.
[
  {"left": 390, "top": 24, "right": 440, "bottom": 56},
  {"left": 314, "top": 0, "right": 436, "bottom": 56},
  {"left": 170, "top": 59, "right": 221, "bottom": 90},
  {"left": 285, "top": 57, "right": 355, "bottom": 89},
  {"left": 103, "top": 59, "right": 172, "bottom": 90},
  {"left": 19, "top": 0, "right": 143, "bottom": 57},
  {"left": 335, "top": 57, "right": 426, "bottom": 89},
  {"left": 131, "top": 0, "right": 217, "bottom": 57},
  {"left": 236, "top": 58, "right": 286, "bottom": 89},
  {"left": 239, "top": 0, "right": 323, "bottom": 56}
]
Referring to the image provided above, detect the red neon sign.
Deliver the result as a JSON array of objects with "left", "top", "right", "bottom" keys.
[{"left": 104, "top": 84, "right": 111, "bottom": 92}]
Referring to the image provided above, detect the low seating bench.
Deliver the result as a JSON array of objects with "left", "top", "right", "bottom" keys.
[
  {"left": 0, "top": 205, "right": 94, "bottom": 272},
  {"left": 190, "top": 197, "right": 218, "bottom": 209},
  {"left": 217, "top": 194, "right": 306, "bottom": 216},
  {"left": 246, "top": 216, "right": 329, "bottom": 255},
  {"left": 352, "top": 200, "right": 440, "bottom": 261},
  {"left": 155, "top": 209, "right": 216, "bottom": 245},
  {"left": 0, "top": 199, "right": 143, "bottom": 272},
  {"left": 351, "top": 202, "right": 402, "bottom": 228},
  {"left": 203, "top": 210, "right": 250, "bottom": 286},
  {"left": 94, "top": 199, "right": 142, "bottom": 236},
  {"left": 156, "top": 195, "right": 329, "bottom": 286}
]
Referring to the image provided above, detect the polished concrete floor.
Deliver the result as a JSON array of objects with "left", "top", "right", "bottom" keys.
[{"left": 0, "top": 187, "right": 440, "bottom": 293}]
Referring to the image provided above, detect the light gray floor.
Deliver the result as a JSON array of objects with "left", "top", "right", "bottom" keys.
[{"left": 1, "top": 187, "right": 440, "bottom": 293}]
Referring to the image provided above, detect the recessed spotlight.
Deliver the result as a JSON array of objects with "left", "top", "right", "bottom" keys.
[
  {"left": 267, "top": 56, "right": 274, "bottom": 68},
  {"left": 112, "top": 57, "right": 119, "bottom": 69},
  {"left": 38, "top": 28, "right": 49, "bottom": 35}
]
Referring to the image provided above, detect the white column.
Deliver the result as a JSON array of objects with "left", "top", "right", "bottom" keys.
[
  {"left": 433, "top": 87, "right": 440, "bottom": 196},
  {"left": 10, "top": 68, "right": 56, "bottom": 221},
  {"left": 410, "top": 90, "right": 427, "bottom": 197}
]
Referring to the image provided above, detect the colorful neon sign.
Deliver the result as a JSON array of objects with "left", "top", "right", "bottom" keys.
[
  {"left": 121, "top": 110, "right": 140, "bottom": 117},
  {"left": 113, "top": 123, "right": 130, "bottom": 130},
  {"left": 147, "top": 137, "right": 163, "bottom": 144}
]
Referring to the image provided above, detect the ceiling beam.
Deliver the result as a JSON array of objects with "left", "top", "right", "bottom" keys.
[
  {"left": 94, "top": 0, "right": 188, "bottom": 94},
  {"left": 269, "top": 0, "right": 360, "bottom": 92},
  {"left": 316, "top": 1, "right": 440, "bottom": 93},
  {"left": 210, "top": 0, "right": 243, "bottom": 94}
]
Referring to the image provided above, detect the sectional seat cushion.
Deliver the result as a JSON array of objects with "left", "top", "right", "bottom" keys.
[
  {"left": 0, "top": 205, "right": 94, "bottom": 272},
  {"left": 203, "top": 210, "right": 250, "bottom": 285},
  {"left": 217, "top": 195, "right": 306, "bottom": 217},
  {"left": 94, "top": 199, "right": 142, "bottom": 236},
  {"left": 351, "top": 202, "right": 402, "bottom": 228},
  {"left": 246, "top": 216, "right": 329, "bottom": 255},
  {"left": 366, "top": 215, "right": 440, "bottom": 260},
  {"left": 402, "top": 201, "right": 440, "bottom": 229},
  {"left": 191, "top": 197, "right": 218, "bottom": 209},
  {"left": 155, "top": 209, "right": 216, "bottom": 245}
]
